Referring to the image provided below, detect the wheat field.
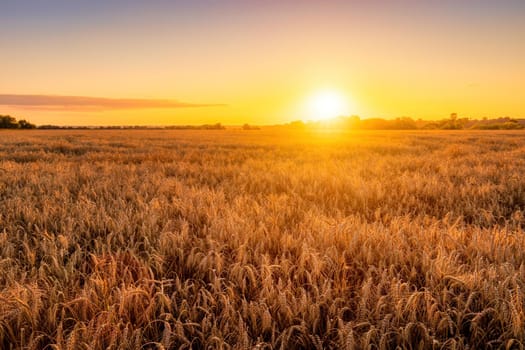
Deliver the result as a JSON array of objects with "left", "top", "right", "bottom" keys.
[{"left": 0, "top": 129, "right": 524, "bottom": 349}]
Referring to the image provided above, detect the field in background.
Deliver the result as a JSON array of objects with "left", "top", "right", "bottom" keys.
[{"left": 0, "top": 129, "right": 524, "bottom": 349}]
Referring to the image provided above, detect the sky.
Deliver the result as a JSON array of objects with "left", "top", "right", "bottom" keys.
[{"left": 1, "top": 0, "right": 524, "bottom": 125}]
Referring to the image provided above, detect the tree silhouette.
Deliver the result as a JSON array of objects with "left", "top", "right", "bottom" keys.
[
  {"left": 18, "top": 119, "right": 36, "bottom": 129},
  {"left": 0, "top": 115, "right": 36, "bottom": 129},
  {"left": 0, "top": 115, "right": 19, "bottom": 128}
]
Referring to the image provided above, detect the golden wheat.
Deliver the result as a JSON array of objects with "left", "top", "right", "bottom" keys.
[{"left": 0, "top": 129, "right": 524, "bottom": 349}]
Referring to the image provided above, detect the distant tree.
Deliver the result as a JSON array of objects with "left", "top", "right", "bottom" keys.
[
  {"left": 18, "top": 119, "right": 36, "bottom": 129},
  {"left": 391, "top": 117, "right": 417, "bottom": 129},
  {"left": 0, "top": 115, "right": 19, "bottom": 128},
  {"left": 37, "top": 125, "right": 61, "bottom": 129},
  {"left": 440, "top": 113, "right": 463, "bottom": 129},
  {"left": 0, "top": 115, "right": 37, "bottom": 129},
  {"left": 242, "top": 123, "right": 260, "bottom": 130},
  {"left": 472, "top": 120, "right": 524, "bottom": 130},
  {"left": 421, "top": 122, "right": 440, "bottom": 129},
  {"left": 441, "top": 121, "right": 462, "bottom": 130}
]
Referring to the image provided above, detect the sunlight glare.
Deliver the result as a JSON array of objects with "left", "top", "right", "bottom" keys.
[{"left": 306, "top": 90, "right": 351, "bottom": 121}]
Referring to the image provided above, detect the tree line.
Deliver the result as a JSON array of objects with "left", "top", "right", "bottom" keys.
[
  {"left": 283, "top": 115, "right": 525, "bottom": 130},
  {"left": 0, "top": 115, "right": 36, "bottom": 129},
  {"left": 2, "top": 113, "right": 524, "bottom": 131},
  {"left": 0, "top": 116, "right": 226, "bottom": 130}
]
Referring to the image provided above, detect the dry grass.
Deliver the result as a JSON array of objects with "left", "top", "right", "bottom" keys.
[{"left": 0, "top": 129, "right": 524, "bottom": 349}]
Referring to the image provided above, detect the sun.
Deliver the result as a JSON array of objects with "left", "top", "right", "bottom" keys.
[{"left": 306, "top": 90, "right": 351, "bottom": 121}]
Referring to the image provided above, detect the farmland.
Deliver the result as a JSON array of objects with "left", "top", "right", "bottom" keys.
[{"left": 0, "top": 129, "right": 524, "bottom": 349}]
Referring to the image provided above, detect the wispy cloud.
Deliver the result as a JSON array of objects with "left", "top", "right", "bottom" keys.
[{"left": 0, "top": 94, "right": 225, "bottom": 111}]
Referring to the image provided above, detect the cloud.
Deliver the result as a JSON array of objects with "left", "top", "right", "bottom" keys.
[{"left": 0, "top": 94, "right": 225, "bottom": 111}]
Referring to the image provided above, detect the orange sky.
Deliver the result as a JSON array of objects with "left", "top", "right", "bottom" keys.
[{"left": 1, "top": 1, "right": 524, "bottom": 125}]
